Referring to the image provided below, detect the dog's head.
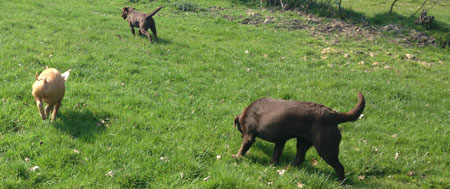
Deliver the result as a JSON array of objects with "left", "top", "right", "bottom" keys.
[{"left": 121, "top": 7, "right": 135, "bottom": 20}]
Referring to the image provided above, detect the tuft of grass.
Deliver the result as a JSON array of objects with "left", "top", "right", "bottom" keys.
[{"left": 173, "top": 1, "right": 200, "bottom": 12}]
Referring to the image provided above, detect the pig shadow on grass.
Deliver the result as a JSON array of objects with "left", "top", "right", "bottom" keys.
[{"left": 53, "top": 110, "right": 110, "bottom": 142}]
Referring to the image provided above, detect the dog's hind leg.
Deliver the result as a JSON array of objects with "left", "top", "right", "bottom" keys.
[
  {"left": 292, "top": 138, "right": 312, "bottom": 166},
  {"left": 139, "top": 22, "right": 152, "bottom": 43},
  {"left": 140, "top": 29, "right": 152, "bottom": 43},
  {"left": 149, "top": 22, "right": 157, "bottom": 41},
  {"left": 319, "top": 149, "right": 345, "bottom": 181},
  {"left": 315, "top": 129, "right": 345, "bottom": 180},
  {"left": 271, "top": 140, "right": 286, "bottom": 164}
]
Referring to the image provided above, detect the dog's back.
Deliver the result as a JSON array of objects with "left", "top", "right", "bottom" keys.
[
  {"left": 126, "top": 7, "right": 163, "bottom": 27},
  {"left": 236, "top": 93, "right": 365, "bottom": 141}
]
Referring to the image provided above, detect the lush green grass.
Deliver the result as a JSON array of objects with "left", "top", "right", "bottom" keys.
[{"left": 0, "top": 0, "right": 449, "bottom": 188}]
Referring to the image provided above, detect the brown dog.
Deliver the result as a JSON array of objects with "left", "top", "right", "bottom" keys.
[
  {"left": 32, "top": 68, "right": 71, "bottom": 122},
  {"left": 233, "top": 92, "right": 365, "bottom": 180},
  {"left": 121, "top": 6, "right": 163, "bottom": 43}
]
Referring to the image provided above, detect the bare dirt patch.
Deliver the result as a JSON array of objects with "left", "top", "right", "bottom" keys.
[
  {"left": 380, "top": 24, "right": 437, "bottom": 47},
  {"left": 205, "top": 7, "right": 438, "bottom": 47}
]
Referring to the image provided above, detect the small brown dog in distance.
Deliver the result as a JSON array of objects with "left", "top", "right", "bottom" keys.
[
  {"left": 121, "top": 6, "right": 163, "bottom": 43},
  {"left": 233, "top": 92, "right": 365, "bottom": 181},
  {"left": 32, "top": 68, "right": 71, "bottom": 122}
]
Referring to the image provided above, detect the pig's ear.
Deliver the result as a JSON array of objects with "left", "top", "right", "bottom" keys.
[{"left": 61, "top": 69, "right": 71, "bottom": 81}]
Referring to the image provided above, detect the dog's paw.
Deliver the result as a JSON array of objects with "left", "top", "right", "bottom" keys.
[{"left": 232, "top": 154, "right": 241, "bottom": 159}]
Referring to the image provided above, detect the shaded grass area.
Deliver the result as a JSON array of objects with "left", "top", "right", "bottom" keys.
[
  {"left": 237, "top": 0, "right": 450, "bottom": 43},
  {"left": 0, "top": 0, "right": 449, "bottom": 188}
]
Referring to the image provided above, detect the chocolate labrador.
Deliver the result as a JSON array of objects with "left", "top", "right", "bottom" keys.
[
  {"left": 121, "top": 6, "right": 163, "bottom": 43},
  {"left": 233, "top": 92, "right": 365, "bottom": 180}
]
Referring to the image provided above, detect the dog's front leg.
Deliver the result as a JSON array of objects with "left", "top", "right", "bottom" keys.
[
  {"left": 271, "top": 140, "right": 286, "bottom": 164},
  {"left": 130, "top": 26, "right": 135, "bottom": 35},
  {"left": 233, "top": 135, "right": 255, "bottom": 158}
]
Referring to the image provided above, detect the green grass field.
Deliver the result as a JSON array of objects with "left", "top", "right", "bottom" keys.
[{"left": 0, "top": 0, "right": 449, "bottom": 188}]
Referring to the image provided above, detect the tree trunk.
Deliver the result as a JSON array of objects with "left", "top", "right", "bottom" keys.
[
  {"left": 389, "top": 0, "right": 398, "bottom": 14},
  {"left": 280, "top": 0, "right": 285, "bottom": 10},
  {"left": 412, "top": 0, "right": 428, "bottom": 16}
]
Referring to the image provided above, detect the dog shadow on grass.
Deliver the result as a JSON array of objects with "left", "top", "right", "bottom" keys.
[
  {"left": 248, "top": 142, "right": 293, "bottom": 165},
  {"left": 135, "top": 35, "right": 172, "bottom": 45},
  {"left": 154, "top": 37, "right": 171, "bottom": 45},
  {"left": 248, "top": 142, "right": 345, "bottom": 180},
  {"left": 53, "top": 110, "right": 109, "bottom": 142}
]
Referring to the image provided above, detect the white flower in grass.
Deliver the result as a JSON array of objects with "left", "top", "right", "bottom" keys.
[
  {"left": 358, "top": 114, "right": 365, "bottom": 119},
  {"left": 30, "top": 166, "right": 39, "bottom": 172},
  {"left": 160, "top": 156, "right": 169, "bottom": 162},
  {"left": 277, "top": 169, "right": 286, "bottom": 175},
  {"left": 106, "top": 170, "right": 115, "bottom": 177}
]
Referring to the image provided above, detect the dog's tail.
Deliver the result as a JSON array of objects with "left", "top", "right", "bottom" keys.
[
  {"left": 147, "top": 6, "right": 163, "bottom": 17},
  {"left": 234, "top": 115, "right": 240, "bottom": 128},
  {"left": 234, "top": 114, "right": 244, "bottom": 135},
  {"left": 337, "top": 92, "right": 365, "bottom": 123}
]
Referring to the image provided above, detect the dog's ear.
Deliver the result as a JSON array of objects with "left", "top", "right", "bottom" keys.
[{"left": 61, "top": 69, "right": 71, "bottom": 82}]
